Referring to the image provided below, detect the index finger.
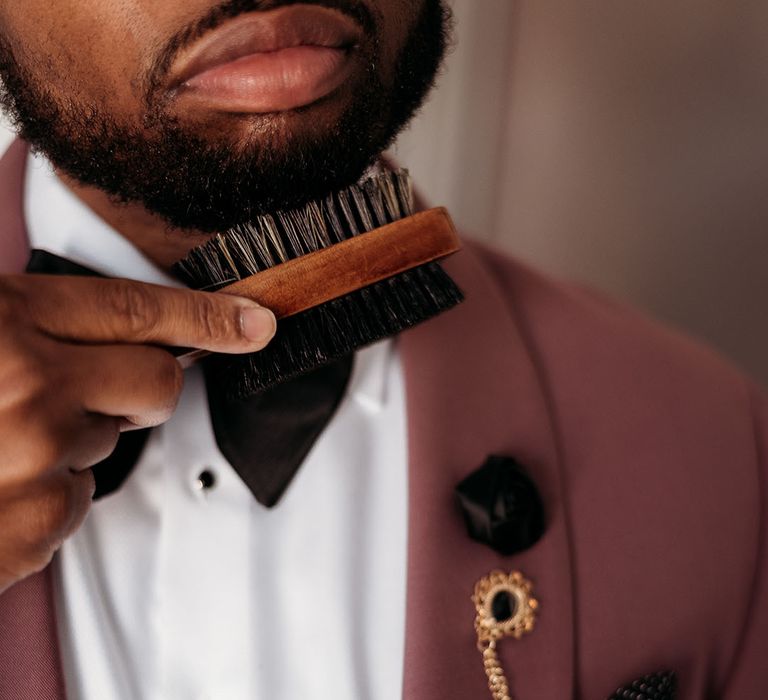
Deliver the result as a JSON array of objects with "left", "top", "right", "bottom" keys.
[{"left": 6, "top": 274, "right": 277, "bottom": 353}]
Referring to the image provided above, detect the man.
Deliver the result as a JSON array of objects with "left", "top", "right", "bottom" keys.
[{"left": 0, "top": 1, "right": 765, "bottom": 699}]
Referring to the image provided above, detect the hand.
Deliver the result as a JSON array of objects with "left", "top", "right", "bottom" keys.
[{"left": 0, "top": 274, "right": 276, "bottom": 594}]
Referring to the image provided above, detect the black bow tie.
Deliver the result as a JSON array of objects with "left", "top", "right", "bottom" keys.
[{"left": 26, "top": 249, "right": 354, "bottom": 507}]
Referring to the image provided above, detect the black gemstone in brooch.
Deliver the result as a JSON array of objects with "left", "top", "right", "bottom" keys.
[{"left": 455, "top": 455, "right": 546, "bottom": 556}]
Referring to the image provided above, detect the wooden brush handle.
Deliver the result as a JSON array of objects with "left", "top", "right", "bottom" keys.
[
  {"left": 220, "top": 207, "right": 461, "bottom": 319},
  {"left": 176, "top": 208, "right": 461, "bottom": 368}
]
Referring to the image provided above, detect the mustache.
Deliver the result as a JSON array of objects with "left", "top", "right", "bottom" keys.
[{"left": 147, "top": 0, "right": 376, "bottom": 99}]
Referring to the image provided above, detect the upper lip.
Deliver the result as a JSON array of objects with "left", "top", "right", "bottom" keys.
[{"left": 168, "top": 5, "right": 364, "bottom": 89}]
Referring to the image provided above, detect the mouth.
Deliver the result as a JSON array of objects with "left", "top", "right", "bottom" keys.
[{"left": 168, "top": 4, "right": 365, "bottom": 114}]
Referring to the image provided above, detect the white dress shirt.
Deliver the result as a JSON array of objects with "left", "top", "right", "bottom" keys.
[{"left": 24, "top": 153, "right": 408, "bottom": 700}]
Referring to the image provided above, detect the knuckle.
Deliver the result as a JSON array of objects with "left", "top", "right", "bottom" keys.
[
  {"left": 0, "top": 351, "right": 49, "bottom": 406},
  {"left": 126, "top": 353, "right": 184, "bottom": 428},
  {"left": 0, "top": 466, "right": 92, "bottom": 584},
  {"left": 27, "top": 438, "right": 67, "bottom": 478},
  {"left": 153, "top": 354, "right": 184, "bottom": 410},
  {"left": 0, "top": 406, "right": 67, "bottom": 482},
  {"left": 62, "top": 472, "right": 95, "bottom": 533},
  {"left": 8, "top": 545, "right": 56, "bottom": 581},
  {"left": 193, "top": 295, "right": 237, "bottom": 344},
  {"left": 96, "top": 418, "right": 121, "bottom": 463},
  {"left": 0, "top": 555, "right": 36, "bottom": 589},
  {"left": 26, "top": 550, "right": 56, "bottom": 576},
  {"left": 108, "top": 281, "right": 161, "bottom": 338},
  {"left": 77, "top": 415, "right": 121, "bottom": 469},
  {"left": 23, "top": 485, "right": 72, "bottom": 553},
  {"left": 36, "top": 475, "right": 90, "bottom": 544},
  {"left": 21, "top": 438, "right": 66, "bottom": 478},
  {"left": 0, "top": 430, "right": 63, "bottom": 489}
]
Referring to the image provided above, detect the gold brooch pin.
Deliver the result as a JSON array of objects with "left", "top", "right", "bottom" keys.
[{"left": 472, "top": 570, "right": 538, "bottom": 700}]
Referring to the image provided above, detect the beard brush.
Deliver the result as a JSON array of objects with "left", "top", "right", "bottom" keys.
[{"left": 173, "top": 167, "right": 464, "bottom": 396}]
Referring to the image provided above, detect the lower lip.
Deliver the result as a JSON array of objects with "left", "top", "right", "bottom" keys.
[{"left": 180, "top": 45, "right": 354, "bottom": 113}]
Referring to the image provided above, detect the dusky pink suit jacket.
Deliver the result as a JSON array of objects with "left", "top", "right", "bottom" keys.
[{"left": 0, "top": 139, "right": 767, "bottom": 699}]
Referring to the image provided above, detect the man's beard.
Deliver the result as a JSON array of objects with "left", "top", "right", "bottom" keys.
[{"left": 0, "top": 0, "right": 451, "bottom": 233}]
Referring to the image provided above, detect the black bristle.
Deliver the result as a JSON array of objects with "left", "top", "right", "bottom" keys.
[
  {"left": 204, "top": 264, "right": 463, "bottom": 397},
  {"left": 174, "top": 168, "right": 464, "bottom": 397}
]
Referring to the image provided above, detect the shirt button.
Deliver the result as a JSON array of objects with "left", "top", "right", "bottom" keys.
[{"left": 195, "top": 469, "right": 217, "bottom": 492}]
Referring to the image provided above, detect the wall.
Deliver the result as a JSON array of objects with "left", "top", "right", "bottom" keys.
[{"left": 396, "top": 0, "right": 768, "bottom": 387}]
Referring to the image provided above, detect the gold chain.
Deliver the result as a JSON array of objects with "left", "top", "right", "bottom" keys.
[
  {"left": 481, "top": 640, "right": 513, "bottom": 700},
  {"left": 472, "top": 570, "right": 538, "bottom": 700}
]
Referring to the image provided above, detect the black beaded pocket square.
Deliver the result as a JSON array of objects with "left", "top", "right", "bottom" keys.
[{"left": 607, "top": 671, "right": 677, "bottom": 700}]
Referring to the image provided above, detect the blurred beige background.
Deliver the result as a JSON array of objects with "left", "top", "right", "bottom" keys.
[
  {"left": 395, "top": 0, "right": 768, "bottom": 387},
  {"left": 3, "top": 0, "right": 768, "bottom": 384}
]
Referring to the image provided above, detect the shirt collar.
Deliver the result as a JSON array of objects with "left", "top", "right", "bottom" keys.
[
  {"left": 24, "top": 151, "right": 179, "bottom": 287},
  {"left": 23, "top": 151, "right": 394, "bottom": 409},
  {"left": 348, "top": 339, "right": 394, "bottom": 413}
]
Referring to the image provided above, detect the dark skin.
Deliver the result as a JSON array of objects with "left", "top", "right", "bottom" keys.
[{"left": 0, "top": 0, "right": 427, "bottom": 593}]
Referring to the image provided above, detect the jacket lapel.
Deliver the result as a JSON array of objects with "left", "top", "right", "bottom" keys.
[
  {"left": 399, "top": 245, "right": 576, "bottom": 699},
  {"left": 0, "top": 142, "right": 65, "bottom": 699},
  {"left": 0, "top": 569, "right": 66, "bottom": 700}
]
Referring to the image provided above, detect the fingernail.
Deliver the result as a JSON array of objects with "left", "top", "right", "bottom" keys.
[{"left": 241, "top": 306, "right": 277, "bottom": 344}]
